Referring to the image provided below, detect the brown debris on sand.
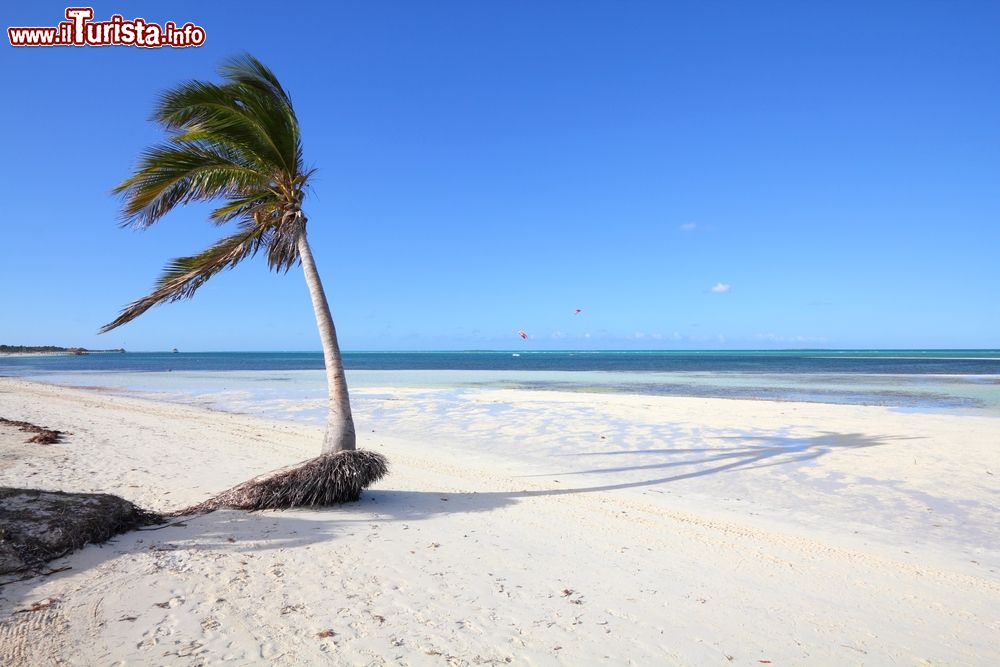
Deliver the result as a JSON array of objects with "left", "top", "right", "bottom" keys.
[
  {"left": 0, "top": 487, "right": 161, "bottom": 575},
  {"left": 179, "top": 450, "right": 389, "bottom": 514},
  {"left": 0, "top": 417, "right": 67, "bottom": 445}
]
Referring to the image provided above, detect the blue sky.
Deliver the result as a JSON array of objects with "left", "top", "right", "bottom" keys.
[{"left": 2, "top": 1, "right": 998, "bottom": 351}]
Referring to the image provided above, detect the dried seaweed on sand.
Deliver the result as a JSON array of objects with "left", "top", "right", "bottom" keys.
[{"left": 0, "top": 417, "right": 67, "bottom": 445}]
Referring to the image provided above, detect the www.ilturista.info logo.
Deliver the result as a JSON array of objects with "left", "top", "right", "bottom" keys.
[{"left": 8, "top": 7, "right": 205, "bottom": 48}]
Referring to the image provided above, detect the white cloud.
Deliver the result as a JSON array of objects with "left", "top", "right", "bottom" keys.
[
  {"left": 709, "top": 282, "right": 731, "bottom": 294},
  {"left": 679, "top": 223, "right": 697, "bottom": 232},
  {"left": 754, "top": 333, "right": 828, "bottom": 343}
]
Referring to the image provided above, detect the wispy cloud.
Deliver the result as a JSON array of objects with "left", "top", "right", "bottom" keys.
[
  {"left": 679, "top": 222, "right": 697, "bottom": 232},
  {"left": 754, "top": 333, "right": 828, "bottom": 344},
  {"left": 627, "top": 331, "right": 670, "bottom": 341},
  {"left": 709, "top": 282, "right": 731, "bottom": 294}
]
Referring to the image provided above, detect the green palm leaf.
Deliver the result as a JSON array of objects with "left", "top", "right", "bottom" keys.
[
  {"left": 99, "top": 223, "right": 271, "bottom": 333},
  {"left": 102, "top": 54, "right": 311, "bottom": 332}
]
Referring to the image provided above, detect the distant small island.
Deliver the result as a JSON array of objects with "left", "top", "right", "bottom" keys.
[{"left": 0, "top": 345, "right": 126, "bottom": 355}]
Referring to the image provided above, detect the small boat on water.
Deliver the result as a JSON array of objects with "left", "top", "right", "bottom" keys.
[
  {"left": 171, "top": 348, "right": 179, "bottom": 353},
  {"left": 512, "top": 353, "right": 520, "bottom": 357}
]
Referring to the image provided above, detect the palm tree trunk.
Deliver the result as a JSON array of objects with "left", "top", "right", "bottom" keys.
[{"left": 296, "top": 230, "right": 356, "bottom": 453}]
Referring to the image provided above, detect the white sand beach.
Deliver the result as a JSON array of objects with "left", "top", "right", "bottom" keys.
[{"left": 1, "top": 376, "right": 998, "bottom": 665}]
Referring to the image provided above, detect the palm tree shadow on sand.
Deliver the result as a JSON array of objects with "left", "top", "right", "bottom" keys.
[
  {"left": 152, "top": 431, "right": 916, "bottom": 547},
  {"left": 361, "top": 430, "right": 917, "bottom": 520},
  {"left": 0, "top": 431, "right": 914, "bottom": 596},
  {"left": 541, "top": 431, "right": 919, "bottom": 480}
]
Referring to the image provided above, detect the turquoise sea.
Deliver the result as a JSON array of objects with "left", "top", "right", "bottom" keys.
[{"left": 3, "top": 350, "right": 1000, "bottom": 415}]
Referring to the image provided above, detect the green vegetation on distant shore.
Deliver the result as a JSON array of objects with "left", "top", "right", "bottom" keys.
[
  {"left": 0, "top": 345, "right": 125, "bottom": 354},
  {"left": 0, "top": 345, "right": 67, "bottom": 353}
]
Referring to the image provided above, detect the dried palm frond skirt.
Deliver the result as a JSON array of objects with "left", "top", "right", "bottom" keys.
[{"left": 179, "top": 450, "right": 389, "bottom": 513}]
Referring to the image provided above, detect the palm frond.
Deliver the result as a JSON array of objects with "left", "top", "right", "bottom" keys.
[
  {"left": 100, "top": 224, "right": 270, "bottom": 333},
  {"left": 208, "top": 192, "right": 277, "bottom": 226},
  {"left": 218, "top": 54, "right": 302, "bottom": 176},
  {"left": 154, "top": 80, "right": 289, "bottom": 172},
  {"left": 113, "top": 142, "right": 270, "bottom": 229},
  {"left": 218, "top": 53, "right": 293, "bottom": 107},
  {"left": 104, "top": 54, "right": 312, "bottom": 333},
  {"left": 267, "top": 212, "right": 304, "bottom": 272}
]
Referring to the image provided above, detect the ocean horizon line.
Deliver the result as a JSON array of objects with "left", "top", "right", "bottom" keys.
[{"left": 31, "top": 347, "right": 1000, "bottom": 354}]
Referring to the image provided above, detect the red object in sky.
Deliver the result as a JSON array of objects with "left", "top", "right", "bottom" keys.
[{"left": 518, "top": 330, "right": 528, "bottom": 340}]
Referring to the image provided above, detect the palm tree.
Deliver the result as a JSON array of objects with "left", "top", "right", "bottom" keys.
[{"left": 101, "top": 54, "right": 386, "bottom": 508}]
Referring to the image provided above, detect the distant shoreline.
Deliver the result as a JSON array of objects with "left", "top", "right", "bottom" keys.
[
  {"left": 0, "top": 352, "right": 70, "bottom": 358},
  {"left": 0, "top": 346, "right": 126, "bottom": 357}
]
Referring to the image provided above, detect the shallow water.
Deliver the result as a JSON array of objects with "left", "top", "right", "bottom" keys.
[{"left": 4, "top": 351, "right": 1000, "bottom": 416}]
